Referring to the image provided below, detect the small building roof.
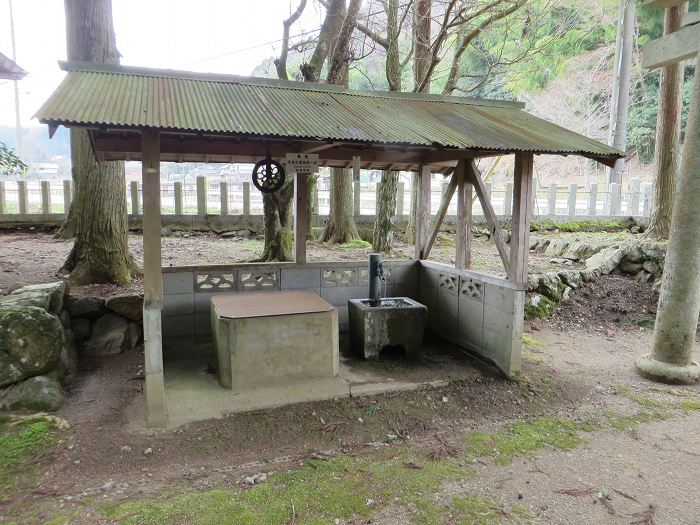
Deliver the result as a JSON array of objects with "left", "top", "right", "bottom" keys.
[
  {"left": 35, "top": 61, "right": 622, "bottom": 169},
  {"left": 0, "top": 51, "right": 27, "bottom": 80}
]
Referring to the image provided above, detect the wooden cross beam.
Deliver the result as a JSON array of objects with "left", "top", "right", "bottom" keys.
[
  {"left": 641, "top": 23, "right": 700, "bottom": 69},
  {"left": 421, "top": 168, "right": 457, "bottom": 260}
]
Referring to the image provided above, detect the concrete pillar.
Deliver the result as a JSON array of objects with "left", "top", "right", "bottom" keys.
[
  {"left": 353, "top": 156, "right": 361, "bottom": 217},
  {"left": 567, "top": 183, "right": 577, "bottom": 217},
  {"left": 0, "top": 181, "right": 5, "bottom": 215},
  {"left": 63, "top": 180, "right": 72, "bottom": 214},
  {"left": 196, "top": 176, "right": 207, "bottom": 216},
  {"left": 588, "top": 183, "right": 598, "bottom": 216},
  {"left": 610, "top": 183, "right": 621, "bottom": 215},
  {"left": 219, "top": 181, "right": 229, "bottom": 215},
  {"left": 484, "top": 181, "right": 492, "bottom": 203},
  {"left": 530, "top": 176, "right": 538, "bottom": 217},
  {"left": 504, "top": 181, "right": 513, "bottom": 216},
  {"left": 130, "top": 180, "right": 140, "bottom": 215},
  {"left": 174, "top": 182, "right": 183, "bottom": 215},
  {"left": 397, "top": 181, "right": 405, "bottom": 216},
  {"left": 629, "top": 177, "right": 640, "bottom": 216},
  {"left": 547, "top": 183, "right": 557, "bottom": 216},
  {"left": 242, "top": 181, "right": 250, "bottom": 215},
  {"left": 17, "top": 180, "right": 27, "bottom": 214},
  {"left": 41, "top": 181, "right": 51, "bottom": 214},
  {"left": 642, "top": 182, "right": 652, "bottom": 217}
]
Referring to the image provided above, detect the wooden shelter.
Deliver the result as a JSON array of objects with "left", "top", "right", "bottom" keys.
[{"left": 36, "top": 62, "right": 622, "bottom": 427}]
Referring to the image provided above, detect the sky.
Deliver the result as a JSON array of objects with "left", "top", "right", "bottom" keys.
[{"left": 0, "top": 0, "right": 325, "bottom": 128}]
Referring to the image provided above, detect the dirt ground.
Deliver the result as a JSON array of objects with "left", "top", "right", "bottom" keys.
[
  {"left": 0, "top": 270, "right": 699, "bottom": 524},
  {"left": 0, "top": 227, "right": 605, "bottom": 295}
]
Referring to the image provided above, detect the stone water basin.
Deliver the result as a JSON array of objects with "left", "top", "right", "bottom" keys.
[{"left": 348, "top": 297, "right": 427, "bottom": 360}]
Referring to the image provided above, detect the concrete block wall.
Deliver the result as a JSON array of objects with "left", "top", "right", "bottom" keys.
[
  {"left": 417, "top": 261, "right": 524, "bottom": 376},
  {"left": 161, "top": 260, "right": 418, "bottom": 348}
]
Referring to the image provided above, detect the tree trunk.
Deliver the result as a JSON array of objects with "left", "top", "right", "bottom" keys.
[
  {"left": 638, "top": 65, "right": 700, "bottom": 383},
  {"left": 645, "top": 4, "right": 687, "bottom": 239},
  {"left": 60, "top": 0, "right": 134, "bottom": 285},
  {"left": 321, "top": 168, "right": 360, "bottom": 243},
  {"left": 259, "top": 180, "right": 294, "bottom": 261},
  {"left": 372, "top": 171, "right": 398, "bottom": 252},
  {"left": 306, "top": 174, "right": 317, "bottom": 240}
]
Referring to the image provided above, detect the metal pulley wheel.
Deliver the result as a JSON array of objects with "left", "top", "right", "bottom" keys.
[{"left": 252, "top": 153, "right": 285, "bottom": 193}]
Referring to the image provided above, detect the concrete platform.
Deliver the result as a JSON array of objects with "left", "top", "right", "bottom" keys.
[{"left": 162, "top": 332, "right": 490, "bottom": 429}]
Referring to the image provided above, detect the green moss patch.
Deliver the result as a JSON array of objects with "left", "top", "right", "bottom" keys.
[
  {"left": 677, "top": 399, "right": 700, "bottom": 411},
  {"left": 0, "top": 416, "right": 62, "bottom": 495},
  {"left": 524, "top": 296, "right": 556, "bottom": 320},
  {"left": 336, "top": 239, "right": 372, "bottom": 249},
  {"left": 99, "top": 450, "right": 469, "bottom": 525},
  {"left": 449, "top": 495, "right": 530, "bottom": 524},
  {"left": 603, "top": 411, "right": 668, "bottom": 435},
  {"left": 521, "top": 335, "right": 547, "bottom": 363},
  {"left": 463, "top": 418, "right": 583, "bottom": 465},
  {"left": 613, "top": 386, "right": 662, "bottom": 409}
]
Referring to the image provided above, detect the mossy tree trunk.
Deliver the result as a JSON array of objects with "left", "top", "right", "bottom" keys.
[
  {"left": 59, "top": 0, "right": 135, "bottom": 285},
  {"left": 645, "top": 3, "right": 687, "bottom": 239},
  {"left": 259, "top": 179, "right": 295, "bottom": 261},
  {"left": 372, "top": 171, "right": 398, "bottom": 252},
  {"left": 321, "top": 168, "right": 360, "bottom": 244},
  {"left": 306, "top": 174, "right": 317, "bottom": 240}
]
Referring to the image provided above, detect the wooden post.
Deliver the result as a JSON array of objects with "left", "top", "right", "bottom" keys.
[
  {"left": 219, "top": 181, "right": 229, "bottom": 215},
  {"left": 63, "top": 180, "right": 72, "bottom": 214},
  {"left": 414, "top": 165, "right": 431, "bottom": 259},
  {"left": 196, "top": 176, "right": 207, "bottom": 216},
  {"left": 353, "top": 156, "right": 361, "bottom": 217},
  {"left": 130, "top": 180, "right": 140, "bottom": 215},
  {"left": 173, "top": 181, "right": 183, "bottom": 215},
  {"left": 423, "top": 170, "right": 457, "bottom": 260},
  {"left": 509, "top": 153, "right": 534, "bottom": 283},
  {"left": 294, "top": 172, "right": 308, "bottom": 264},
  {"left": 41, "top": 181, "right": 51, "bottom": 214},
  {"left": 588, "top": 183, "right": 598, "bottom": 216},
  {"left": 629, "top": 177, "right": 640, "bottom": 215},
  {"left": 567, "top": 183, "right": 577, "bottom": 217},
  {"left": 141, "top": 130, "right": 166, "bottom": 429},
  {"left": 456, "top": 159, "right": 473, "bottom": 269},
  {"left": 610, "top": 183, "right": 621, "bottom": 215},
  {"left": 504, "top": 182, "right": 513, "bottom": 216},
  {"left": 547, "top": 183, "right": 557, "bottom": 216},
  {"left": 17, "top": 180, "right": 27, "bottom": 214},
  {"left": 242, "top": 181, "right": 251, "bottom": 215},
  {"left": 397, "top": 181, "right": 405, "bottom": 216},
  {"left": 530, "top": 177, "right": 538, "bottom": 217},
  {"left": 0, "top": 181, "right": 5, "bottom": 215}
]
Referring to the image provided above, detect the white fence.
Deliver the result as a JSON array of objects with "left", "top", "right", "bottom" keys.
[{"left": 0, "top": 176, "right": 653, "bottom": 220}]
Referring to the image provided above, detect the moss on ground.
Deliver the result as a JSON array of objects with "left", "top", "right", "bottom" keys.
[
  {"left": 613, "top": 386, "right": 663, "bottom": 409},
  {"left": 0, "top": 415, "right": 62, "bottom": 496},
  {"left": 530, "top": 219, "right": 627, "bottom": 233},
  {"left": 521, "top": 335, "right": 547, "bottom": 363},
  {"left": 450, "top": 495, "right": 531, "bottom": 524},
  {"left": 98, "top": 449, "right": 469, "bottom": 525},
  {"left": 678, "top": 399, "right": 700, "bottom": 411},
  {"left": 524, "top": 296, "right": 556, "bottom": 320},
  {"left": 629, "top": 313, "right": 655, "bottom": 329},
  {"left": 336, "top": 239, "right": 372, "bottom": 249},
  {"left": 463, "top": 418, "right": 583, "bottom": 465},
  {"left": 603, "top": 411, "right": 668, "bottom": 435}
]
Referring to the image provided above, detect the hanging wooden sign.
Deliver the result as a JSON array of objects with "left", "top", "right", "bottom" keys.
[{"left": 285, "top": 153, "right": 319, "bottom": 175}]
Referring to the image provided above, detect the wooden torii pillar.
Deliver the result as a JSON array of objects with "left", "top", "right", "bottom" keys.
[{"left": 636, "top": 0, "right": 700, "bottom": 383}]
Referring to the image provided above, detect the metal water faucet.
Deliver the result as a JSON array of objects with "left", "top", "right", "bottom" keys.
[{"left": 368, "top": 253, "right": 386, "bottom": 304}]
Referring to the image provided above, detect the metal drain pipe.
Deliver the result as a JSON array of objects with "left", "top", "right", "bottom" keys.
[{"left": 368, "top": 253, "right": 384, "bottom": 305}]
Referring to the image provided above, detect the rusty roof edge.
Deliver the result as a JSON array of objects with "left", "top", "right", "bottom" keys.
[{"left": 57, "top": 60, "right": 525, "bottom": 109}]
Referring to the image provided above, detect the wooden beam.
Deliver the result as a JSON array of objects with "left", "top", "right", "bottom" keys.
[
  {"left": 414, "top": 165, "right": 432, "bottom": 259},
  {"left": 294, "top": 172, "right": 308, "bottom": 264},
  {"left": 641, "top": 24, "right": 700, "bottom": 69},
  {"left": 509, "top": 153, "right": 534, "bottom": 283},
  {"left": 422, "top": 168, "right": 457, "bottom": 260},
  {"left": 140, "top": 129, "right": 166, "bottom": 428},
  {"left": 455, "top": 159, "right": 473, "bottom": 270},
  {"left": 303, "top": 142, "right": 345, "bottom": 153},
  {"left": 466, "top": 160, "right": 511, "bottom": 271}
]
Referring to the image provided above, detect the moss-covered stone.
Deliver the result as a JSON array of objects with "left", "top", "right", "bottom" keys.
[
  {"left": 524, "top": 294, "right": 556, "bottom": 319},
  {"left": 0, "top": 306, "right": 64, "bottom": 387},
  {"left": 0, "top": 374, "right": 63, "bottom": 411}
]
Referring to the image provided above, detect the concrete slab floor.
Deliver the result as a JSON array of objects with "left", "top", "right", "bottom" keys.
[{"left": 162, "top": 331, "right": 495, "bottom": 429}]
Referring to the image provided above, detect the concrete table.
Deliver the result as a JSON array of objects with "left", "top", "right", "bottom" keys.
[{"left": 211, "top": 290, "right": 339, "bottom": 391}]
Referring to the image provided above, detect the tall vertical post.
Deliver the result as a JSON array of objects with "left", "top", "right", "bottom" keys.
[
  {"left": 130, "top": 180, "right": 140, "bottom": 215},
  {"left": 629, "top": 177, "right": 640, "bottom": 216},
  {"left": 610, "top": 183, "right": 621, "bottom": 215},
  {"left": 414, "top": 165, "right": 431, "bottom": 259},
  {"left": 0, "top": 181, "right": 5, "bottom": 215},
  {"left": 642, "top": 183, "right": 652, "bottom": 217},
  {"left": 294, "top": 172, "right": 308, "bottom": 264},
  {"left": 504, "top": 182, "right": 513, "bottom": 216},
  {"left": 17, "top": 180, "right": 27, "bottom": 214},
  {"left": 567, "top": 183, "right": 578, "bottom": 217},
  {"left": 196, "top": 176, "right": 207, "bottom": 216},
  {"left": 141, "top": 130, "right": 166, "bottom": 428},
  {"left": 242, "top": 181, "right": 251, "bottom": 215},
  {"left": 547, "top": 183, "right": 557, "bottom": 216},
  {"left": 173, "top": 181, "right": 183, "bottom": 215},
  {"left": 509, "top": 153, "right": 534, "bottom": 283},
  {"left": 530, "top": 177, "right": 538, "bottom": 217},
  {"left": 397, "top": 181, "right": 405, "bottom": 216},
  {"left": 588, "top": 183, "right": 598, "bottom": 216},
  {"left": 41, "top": 181, "right": 51, "bottom": 214},
  {"left": 456, "top": 159, "right": 473, "bottom": 269},
  {"left": 63, "top": 179, "right": 72, "bottom": 214},
  {"left": 219, "top": 181, "right": 229, "bottom": 215},
  {"left": 353, "top": 156, "right": 361, "bottom": 217}
]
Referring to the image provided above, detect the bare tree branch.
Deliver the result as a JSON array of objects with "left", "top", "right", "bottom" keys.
[{"left": 274, "top": 0, "right": 308, "bottom": 80}]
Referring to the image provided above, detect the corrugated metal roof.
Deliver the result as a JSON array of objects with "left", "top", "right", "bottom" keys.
[
  {"left": 35, "top": 62, "right": 621, "bottom": 161},
  {"left": 0, "top": 51, "right": 27, "bottom": 80}
]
